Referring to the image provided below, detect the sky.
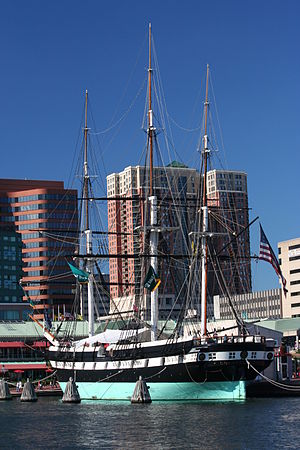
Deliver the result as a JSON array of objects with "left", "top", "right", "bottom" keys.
[{"left": 0, "top": 0, "right": 299, "bottom": 291}]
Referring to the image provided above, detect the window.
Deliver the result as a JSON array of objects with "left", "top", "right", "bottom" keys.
[
  {"left": 289, "top": 244, "right": 300, "bottom": 251},
  {"left": 290, "top": 256, "right": 300, "bottom": 262},
  {"left": 0, "top": 310, "right": 19, "bottom": 320},
  {"left": 290, "top": 269, "right": 300, "bottom": 275}
]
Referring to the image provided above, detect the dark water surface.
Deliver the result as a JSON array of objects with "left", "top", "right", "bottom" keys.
[{"left": 0, "top": 397, "right": 298, "bottom": 449}]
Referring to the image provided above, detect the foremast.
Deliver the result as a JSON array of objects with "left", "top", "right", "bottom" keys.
[
  {"left": 200, "top": 65, "right": 210, "bottom": 336},
  {"left": 83, "top": 90, "right": 94, "bottom": 338},
  {"left": 147, "top": 23, "right": 159, "bottom": 341}
]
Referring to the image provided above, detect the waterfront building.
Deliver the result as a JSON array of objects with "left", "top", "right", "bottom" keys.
[
  {"left": 207, "top": 169, "right": 251, "bottom": 295},
  {"left": 0, "top": 179, "right": 78, "bottom": 320},
  {"left": 0, "top": 321, "right": 90, "bottom": 381},
  {"left": 0, "top": 229, "right": 30, "bottom": 320},
  {"left": 107, "top": 163, "right": 199, "bottom": 319},
  {"left": 213, "top": 288, "right": 282, "bottom": 321},
  {"left": 278, "top": 237, "right": 300, "bottom": 318}
]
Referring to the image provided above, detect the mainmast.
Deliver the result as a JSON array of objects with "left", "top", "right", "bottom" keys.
[
  {"left": 147, "top": 23, "right": 159, "bottom": 341},
  {"left": 200, "top": 65, "right": 210, "bottom": 336},
  {"left": 83, "top": 90, "right": 94, "bottom": 338}
]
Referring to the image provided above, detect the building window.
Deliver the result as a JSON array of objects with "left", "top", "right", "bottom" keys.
[
  {"left": 290, "top": 269, "right": 300, "bottom": 275},
  {"left": 289, "top": 244, "right": 300, "bottom": 251},
  {"left": 289, "top": 256, "right": 300, "bottom": 262}
]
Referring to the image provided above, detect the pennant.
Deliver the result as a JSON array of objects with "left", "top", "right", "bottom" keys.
[{"left": 68, "top": 262, "right": 90, "bottom": 284}]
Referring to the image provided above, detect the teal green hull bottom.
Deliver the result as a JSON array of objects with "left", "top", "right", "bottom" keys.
[{"left": 59, "top": 380, "right": 247, "bottom": 401}]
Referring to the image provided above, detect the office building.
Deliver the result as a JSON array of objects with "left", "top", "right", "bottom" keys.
[
  {"left": 0, "top": 229, "right": 30, "bottom": 320},
  {"left": 278, "top": 237, "right": 300, "bottom": 318},
  {"left": 213, "top": 288, "right": 282, "bottom": 321},
  {"left": 0, "top": 179, "right": 78, "bottom": 320}
]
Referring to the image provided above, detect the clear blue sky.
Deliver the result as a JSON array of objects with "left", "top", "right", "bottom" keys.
[{"left": 0, "top": 0, "right": 299, "bottom": 291}]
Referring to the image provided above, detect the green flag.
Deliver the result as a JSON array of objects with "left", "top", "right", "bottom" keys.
[
  {"left": 68, "top": 262, "right": 90, "bottom": 284},
  {"left": 143, "top": 265, "right": 161, "bottom": 292}
]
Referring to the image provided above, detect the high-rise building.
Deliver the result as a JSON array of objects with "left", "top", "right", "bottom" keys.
[
  {"left": 107, "top": 163, "right": 199, "bottom": 319},
  {"left": 207, "top": 169, "right": 251, "bottom": 295},
  {"left": 107, "top": 166, "right": 251, "bottom": 319},
  {"left": 278, "top": 237, "right": 300, "bottom": 318},
  {"left": 0, "top": 179, "right": 78, "bottom": 320}
]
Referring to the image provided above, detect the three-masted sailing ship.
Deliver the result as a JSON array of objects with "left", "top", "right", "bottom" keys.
[{"left": 45, "top": 25, "right": 274, "bottom": 401}]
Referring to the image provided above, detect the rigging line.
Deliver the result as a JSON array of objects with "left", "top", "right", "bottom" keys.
[
  {"left": 159, "top": 269, "right": 190, "bottom": 338},
  {"left": 184, "top": 360, "right": 207, "bottom": 385},
  {"left": 246, "top": 359, "right": 300, "bottom": 391},
  {"left": 144, "top": 366, "right": 167, "bottom": 380},
  {"left": 32, "top": 370, "right": 58, "bottom": 385},
  {"left": 208, "top": 243, "right": 245, "bottom": 331},
  {"left": 67, "top": 101, "right": 86, "bottom": 190},
  {"left": 90, "top": 77, "right": 147, "bottom": 135},
  {"left": 209, "top": 210, "right": 235, "bottom": 235},
  {"left": 108, "top": 31, "right": 148, "bottom": 129},
  {"left": 96, "top": 369, "right": 123, "bottom": 383},
  {"left": 152, "top": 138, "right": 191, "bottom": 252},
  {"left": 216, "top": 216, "right": 259, "bottom": 258},
  {"left": 209, "top": 73, "right": 227, "bottom": 167},
  {"left": 167, "top": 112, "right": 202, "bottom": 132}
]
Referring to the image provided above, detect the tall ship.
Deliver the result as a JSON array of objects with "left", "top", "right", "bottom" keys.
[{"left": 43, "top": 25, "right": 274, "bottom": 401}]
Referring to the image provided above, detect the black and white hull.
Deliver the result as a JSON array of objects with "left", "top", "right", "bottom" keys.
[{"left": 48, "top": 334, "right": 274, "bottom": 401}]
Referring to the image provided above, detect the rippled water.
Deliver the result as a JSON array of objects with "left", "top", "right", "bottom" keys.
[{"left": 0, "top": 397, "right": 299, "bottom": 449}]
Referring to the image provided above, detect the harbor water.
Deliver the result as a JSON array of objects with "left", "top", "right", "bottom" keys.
[{"left": 0, "top": 397, "right": 299, "bottom": 449}]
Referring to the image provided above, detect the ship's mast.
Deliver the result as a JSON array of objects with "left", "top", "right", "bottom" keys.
[
  {"left": 200, "top": 65, "right": 210, "bottom": 336},
  {"left": 83, "top": 90, "right": 94, "bottom": 337},
  {"left": 148, "top": 23, "right": 159, "bottom": 341}
]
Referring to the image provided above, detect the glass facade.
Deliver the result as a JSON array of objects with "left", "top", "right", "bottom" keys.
[{"left": 0, "top": 180, "right": 78, "bottom": 320}]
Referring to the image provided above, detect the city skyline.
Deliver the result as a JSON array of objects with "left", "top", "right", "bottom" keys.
[{"left": 0, "top": 1, "right": 299, "bottom": 292}]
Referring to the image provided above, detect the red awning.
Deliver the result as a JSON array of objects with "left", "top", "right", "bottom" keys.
[
  {"left": 0, "top": 342, "right": 26, "bottom": 348},
  {"left": 2, "top": 363, "right": 47, "bottom": 371},
  {"left": 0, "top": 341, "right": 48, "bottom": 349},
  {"left": 32, "top": 341, "right": 49, "bottom": 348}
]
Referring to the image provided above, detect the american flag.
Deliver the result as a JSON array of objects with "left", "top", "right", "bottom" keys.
[{"left": 259, "top": 224, "right": 287, "bottom": 294}]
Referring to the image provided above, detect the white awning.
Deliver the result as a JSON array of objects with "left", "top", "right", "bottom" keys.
[{"left": 73, "top": 327, "right": 148, "bottom": 349}]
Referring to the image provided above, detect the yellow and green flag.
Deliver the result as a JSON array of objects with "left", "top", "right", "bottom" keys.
[{"left": 144, "top": 265, "right": 161, "bottom": 292}]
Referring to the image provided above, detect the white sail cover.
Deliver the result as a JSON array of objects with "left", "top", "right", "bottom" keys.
[{"left": 73, "top": 327, "right": 148, "bottom": 349}]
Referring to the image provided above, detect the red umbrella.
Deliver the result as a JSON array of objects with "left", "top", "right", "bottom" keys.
[{"left": 14, "top": 370, "right": 24, "bottom": 373}]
